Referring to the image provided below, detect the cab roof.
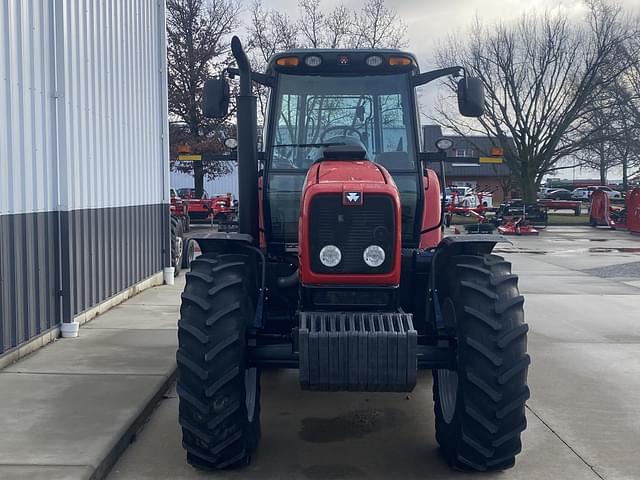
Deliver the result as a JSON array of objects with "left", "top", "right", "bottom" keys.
[{"left": 266, "top": 49, "right": 420, "bottom": 76}]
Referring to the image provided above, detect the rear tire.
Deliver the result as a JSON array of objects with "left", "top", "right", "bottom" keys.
[
  {"left": 177, "top": 253, "right": 261, "bottom": 470},
  {"left": 433, "top": 254, "right": 529, "bottom": 471}
]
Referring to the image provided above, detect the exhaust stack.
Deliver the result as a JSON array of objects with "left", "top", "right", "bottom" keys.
[{"left": 231, "top": 36, "right": 259, "bottom": 243}]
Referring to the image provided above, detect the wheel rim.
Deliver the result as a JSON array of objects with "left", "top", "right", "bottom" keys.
[
  {"left": 245, "top": 368, "right": 257, "bottom": 422},
  {"left": 175, "top": 237, "right": 183, "bottom": 266},
  {"left": 438, "top": 369, "right": 458, "bottom": 424},
  {"left": 438, "top": 298, "right": 458, "bottom": 424}
]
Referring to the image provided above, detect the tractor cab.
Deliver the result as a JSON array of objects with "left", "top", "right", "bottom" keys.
[
  {"left": 177, "top": 36, "right": 529, "bottom": 474},
  {"left": 263, "top": 50, "right": 424, "bottom": 251}
]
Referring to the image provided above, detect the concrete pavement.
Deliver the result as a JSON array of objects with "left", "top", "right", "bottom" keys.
[
  {"left": 107, "top": 227, "right": 640, "bottom": 480},
  {"left": 0, "top": 275, "right": 184, "bottom": 480},
  {"left": 2, "top": 226, "right": 638, "bottom": 480}
]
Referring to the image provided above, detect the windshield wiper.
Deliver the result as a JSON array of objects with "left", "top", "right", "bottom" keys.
[{"left": 272, "top": 142, "right": 346, "bottom": 148}]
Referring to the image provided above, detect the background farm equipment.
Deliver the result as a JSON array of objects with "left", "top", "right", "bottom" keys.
[
  {"left": 494, "top": 201, "right": 547, "bottom": 235},
  {"left": 537, "top": 198, "right": 582, "bottom": 216},
  {"left": 444, "top": 188, "right": 497, "bottom": 228},
  {"left": 590, "top": 188, "right": 640, "bottom": 233}
]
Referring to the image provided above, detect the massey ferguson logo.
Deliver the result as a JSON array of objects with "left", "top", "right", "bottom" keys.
[
  {"left": 343, "top": 191, "right": 363, "bottom": 206},
  {"left": 345, "top": 192, "right": 360, "bottom": 203}
]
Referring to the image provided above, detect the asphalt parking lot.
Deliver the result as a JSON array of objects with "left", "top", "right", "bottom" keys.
[{"left": 108, "top": 227, "right": 640, "bottom": 480}]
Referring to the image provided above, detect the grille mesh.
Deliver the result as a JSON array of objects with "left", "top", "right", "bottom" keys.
[{"left": 309, "top": 194, "right": 395, "bottom": 274}]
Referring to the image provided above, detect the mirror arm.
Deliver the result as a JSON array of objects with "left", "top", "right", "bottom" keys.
[
  {"left": 227, "top": 67, "right": 275, "bottom": 88},
  {"left": 413, "top": 66, "right": 464, "bottom": 87}
]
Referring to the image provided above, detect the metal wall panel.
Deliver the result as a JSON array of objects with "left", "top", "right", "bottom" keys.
[
  {"left": 0, "top": 0, "right": 58, "bottom": 215},
  {"left": 1, "top": 0, "right": 168, "bottom": 216},
  {"left": 58, "top": 0, "right": 167, "bottom": 211},
  {"left": 0, "top": 0, "right": 170, "bottom": 356},
  {"left": 63, "top": 204, "right": 167, "bottom": 317},
  {"left": 0, "top": 212, "right": 59, "bottom": 355}
]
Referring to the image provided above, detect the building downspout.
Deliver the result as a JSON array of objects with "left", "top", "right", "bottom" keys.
[
  {"left": 52, "top": 0, "right": 75, "bottom": 334},
  {"left": 157, "top": 0, "right": 171, "bottom": 269}
]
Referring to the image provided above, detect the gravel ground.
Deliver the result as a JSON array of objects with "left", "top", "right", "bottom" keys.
[{"left": 585, "top": 260, "right": 640, "bottom": 278}]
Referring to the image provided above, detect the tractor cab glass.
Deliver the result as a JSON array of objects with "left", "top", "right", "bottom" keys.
[
  {"left": 270, "top": 74, "right": 416, "bottom": 170},
  {"left": 266, "top": 73, "right": 421, "bottom": 248}
]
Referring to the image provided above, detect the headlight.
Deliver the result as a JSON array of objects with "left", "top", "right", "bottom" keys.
[
  {"left": 319, "top": 245, "right": 342, "bottom": 267},
  {"left": 363, "top": 245, "right": 385, "bottom": 267}
]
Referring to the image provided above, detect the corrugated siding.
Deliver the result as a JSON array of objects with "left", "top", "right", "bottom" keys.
[
  {"left": 0, "top": 0, "right": 169, "bottom": 356},
  {"left": 64, "top": 204, "right": 167, "bottom": 316},
  {"left": 0, "top": 0, "right": 58, "bottom": 215},
  {"left": 170, "top": 168, "right": 239, "bottom": 198},
  {"left": 0, "top": 212, "right": 59, "bottom": 355},
  {"left": 59, "top": 0, "right": 166, "bottom": 210}
]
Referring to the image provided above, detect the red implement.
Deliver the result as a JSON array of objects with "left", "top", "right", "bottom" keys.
[{"left": 497, "top": 218, "right": 539, "bottom": 235}]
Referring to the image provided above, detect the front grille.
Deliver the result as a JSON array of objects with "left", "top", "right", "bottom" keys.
[{"left": 309, "top": 194, "right": 395, "bottom": 274}]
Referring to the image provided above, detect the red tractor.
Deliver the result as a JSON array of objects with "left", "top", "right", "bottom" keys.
[
  {"left": 177, "top": 37, "right": 529, "bottom": 472},
  {"left": 208, "top": 193, "right": 237, "bottom": 225}
]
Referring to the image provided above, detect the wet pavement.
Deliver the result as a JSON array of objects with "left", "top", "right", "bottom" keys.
[{"left": 108, "top": 226, "right": 640, "bottom": 480}]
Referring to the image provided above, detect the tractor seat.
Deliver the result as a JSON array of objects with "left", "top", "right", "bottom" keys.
[{"left": 374, "top": 151, "right": 413, "bottom": 170}]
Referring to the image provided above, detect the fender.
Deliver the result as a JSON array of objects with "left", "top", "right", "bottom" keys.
[
  {"left": 188, "top": 232, "right": 266, "bottom": 328},
  {"left": 425, "top": 235, "right": 511, "bottom": 329},
  {"left": 188, "top": 232, "right": 255, "bottom": 255}
]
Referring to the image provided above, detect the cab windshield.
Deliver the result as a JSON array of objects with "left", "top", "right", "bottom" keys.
[{"left": 269, "top": 74, "right": 417, "bottom": 171}]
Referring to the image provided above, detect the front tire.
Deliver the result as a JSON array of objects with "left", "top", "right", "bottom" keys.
[
  {"left": 177, "top": 253, "right": 261, "bottom": 470},
  {"left": 433, "top": 254, "right": 529, "bottom": 471}
]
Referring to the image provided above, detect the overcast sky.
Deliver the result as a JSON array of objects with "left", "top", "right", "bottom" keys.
[
  {"left": 248, "top": 0, "right": 638, "bottom": 181},
  {"left": 255, "top": 0, "right": 636, "bottom": 64}
]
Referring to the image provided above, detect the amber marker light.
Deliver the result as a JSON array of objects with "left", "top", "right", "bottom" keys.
[
  {"left": 276, "top": 57, "right": 300, "bottom": 67},
  {"left": 388, "top": 56, "right": 413, "bottom": 66}
]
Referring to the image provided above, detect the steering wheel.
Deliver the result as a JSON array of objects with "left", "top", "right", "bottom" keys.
[{"left": 320, "top": 125, "right": 364, "bottom": 143}]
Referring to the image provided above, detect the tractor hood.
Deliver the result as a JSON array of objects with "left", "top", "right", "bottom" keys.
[
  {"left": 298, "top": 158, "right": 402, "bottom": 287},
  {"left": 315, "top": 160, "right": 388, "bottom": 185}
]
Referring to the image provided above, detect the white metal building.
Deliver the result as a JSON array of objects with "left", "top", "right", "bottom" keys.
[{"left": 0, "top": 1, "right": 169, "bottom": 359}]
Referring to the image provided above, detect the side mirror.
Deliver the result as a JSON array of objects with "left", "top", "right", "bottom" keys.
[
  {"left": 202, "top": 77, "right": 230, "bottom": 118},
  {"left": 457, "top": 77, "right": 484, "bottom": 117}
]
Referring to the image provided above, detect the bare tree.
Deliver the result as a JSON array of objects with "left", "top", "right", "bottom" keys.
[
  {"left": 325, "top": 4, "right": 352, "bottom": 49},
  {"left": 247, "top": 0, "right": 407, "bottom": 118},
  {"left": 167, "top": 0, "right": 240, "bottom": 196},
  {"left": 616, "top": 28, "right": 640, "bottom": 187},
  {"left": 433, "top": 1, "right": 637, "bottom": 201},
  {"left": 299, "top": 0, "right": 325, "bottom": 48},
  {"left": 350, "top": 0, "right": 407, "bottom": 49}
]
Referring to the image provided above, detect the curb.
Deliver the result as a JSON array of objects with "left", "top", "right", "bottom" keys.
[{"left": 91, "top": 367, "right": 177, "bottom": 480}]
